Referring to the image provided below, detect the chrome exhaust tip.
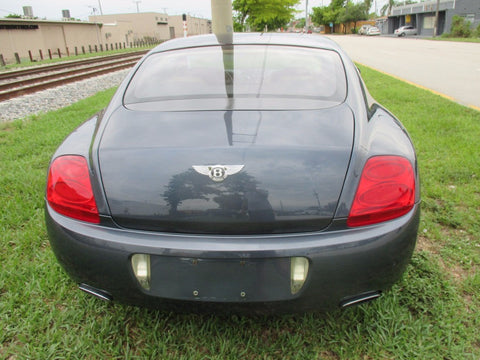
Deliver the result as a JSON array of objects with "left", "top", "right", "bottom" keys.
[
  {"left": 340, "top": 291, "right": 381, "bottom": 308},
  {"left": 79, "top": 283, "right": 113, "bottom": 302}
]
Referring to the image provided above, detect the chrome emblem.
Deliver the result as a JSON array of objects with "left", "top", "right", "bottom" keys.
[{"left": 192, "top": 165, "right": 244, "bottom": 182}]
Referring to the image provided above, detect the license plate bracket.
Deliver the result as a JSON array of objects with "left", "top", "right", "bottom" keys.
[{"left": 148, "top": 256, "right": 293, "bottom": 302}]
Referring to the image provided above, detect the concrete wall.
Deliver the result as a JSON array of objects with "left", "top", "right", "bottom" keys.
[
  {"left": 0, "top": 19, "right": 102, "bottom": 63},
  {"left": 1, "top": 13, "right": 212, "bottom": 64},
  {"left": 168, "top": 15, "right": 212, "bottom": 38},
  {"left": 89, "top": 13, "right": 170, "bottom": 44},
  {"left": 388, "top": 0, "right": 480, "bottom": 35},
  {"left": 445, "top": 0, "right": 480, "bottom": 33}
]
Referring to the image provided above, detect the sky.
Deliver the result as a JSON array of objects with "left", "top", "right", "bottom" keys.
[{"left": 0, "top": 0, "right": 385, "bottom": 21}]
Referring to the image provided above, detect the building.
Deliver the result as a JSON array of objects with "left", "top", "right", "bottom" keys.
[
  {"left": 386, "top": 0, "right": 480, "bottom": 36},
  {"left": 88, "top": 12, "right": 170, "bottom": 45},
  {"left": 88, "top": 13, "right": 212, "bottom": 44},
  {"left": 0, "top": 18, "right": 103, "bottom": 63},
  {"left": 168, "top": 15, "right": 212, "bottom": 38},
  {"left": 0, "top": 12, "right": 212, "bottom": 65}
]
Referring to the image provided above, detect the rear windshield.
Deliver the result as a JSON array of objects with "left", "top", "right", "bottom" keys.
[{"left": 124, "top": 45, "right": 347, "bottom": 111}]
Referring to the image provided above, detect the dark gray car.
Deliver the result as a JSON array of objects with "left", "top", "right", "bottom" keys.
[{"left": 45, "top": 33, "right": 420, "bottom": 312}]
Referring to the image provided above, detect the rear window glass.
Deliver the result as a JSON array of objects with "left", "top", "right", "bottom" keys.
[{"left": 124, "top": 45, "right": 347, "bottom": 110}]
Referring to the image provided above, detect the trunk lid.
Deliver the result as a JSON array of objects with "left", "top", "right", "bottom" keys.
[{"left": 98, "top": 105, "right": 354, "bottom": 234}]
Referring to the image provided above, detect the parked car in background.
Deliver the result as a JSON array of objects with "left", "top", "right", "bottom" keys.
[
  {"left": 45, "top": 33, "right": 420, "bottom": 313},
  {"left": 366, "top": 26, "right": 381, "bottom": 36},
  {"left": 394, "top": 25, "right": 417, "bottom": 37},
  {"left": 358, "top": 25, "right": 372, "bottom": 35}
]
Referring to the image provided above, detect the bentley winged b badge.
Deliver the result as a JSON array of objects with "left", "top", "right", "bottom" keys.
[{"left": 192, "top": 165, "right": 245, "bottom": 182}]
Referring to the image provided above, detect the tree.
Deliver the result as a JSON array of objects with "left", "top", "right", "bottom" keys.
[
  {"left": 312, "top": 0, "right": 371, "bottom": 33},
  {"left": 338, "top": 2, "right": 368, "bottom": 33},
  {"left": 5, "top": 14, "right": 22, "bottom": 18},
  {"left": 311, "top": 0, "right": 346, "bottom": 32},
  {"left": 311, "top": 6, "right": 341, "bottom": 31},
  {"left": 295, "top": 17, "right": 305, "bottom": 29},
  {"left": 380, "top": 0, "right": 395, "bottom": 16},
  {"left": 380, "top": 0, "right": 415, "bottom": 16},
  {"left": 233, "top": 0, "right": 300, "bottom": 32}
]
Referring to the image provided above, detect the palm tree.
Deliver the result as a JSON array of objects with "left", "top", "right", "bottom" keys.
[{"left": 381, "top": 0, "right": 397, "bottom": 16}]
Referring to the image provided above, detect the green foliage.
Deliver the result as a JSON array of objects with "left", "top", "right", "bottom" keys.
[
  {"left": 311, "top": 0, "right": 369, "bottom": 31},
  {"left": 380, "top": 0, "right": 396, "bottom": 16},
  {"left": 338, "top": 1, "right": 369, "bottom": 33},
  {"left": 233, "top": 0, "right": 300, "bottom": 32},
  {"left": 380, "top": 0, "right": 415, "bottom": 16},
  {"left": 5, "top": 13, "right": 22, "bottom": 18},
  {"left": 311, "top": 6, "right": 341, "bottom": 28},
  {"left": 449, "top": 15, "right": 472, "bottom": 38},
  {"left": 295, "top": 17, "right": 305, "bottom": 29},
  {"left": 441, "top": 15, "right": 479, "bottom": 39}
]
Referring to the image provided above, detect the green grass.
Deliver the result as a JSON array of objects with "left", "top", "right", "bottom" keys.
[
  {"left": 430, "top": 36, "right": 480, "bottom": 43},
  {"left": 1, "top": 67, "right": 479, "bottom": 359}
]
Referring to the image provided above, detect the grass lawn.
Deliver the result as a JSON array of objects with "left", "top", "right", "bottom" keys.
[
  {"left": 0, "top": 66, "right": 479, "bottom": 359},
  {"left": 431, "top": 37, "right": 480, "bottom": 43}
]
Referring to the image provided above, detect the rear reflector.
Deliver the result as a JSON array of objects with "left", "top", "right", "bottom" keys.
[
  {"left": 347, "top": 156, "right": 415, "bottom": 227},
  {"left": 46, "top": 155, "right": 100, "bottom": 223},
  {"left": 131, "top": 254, "right": 151, "bottom": 290},
  {"left": 290, "top": 257, "right": 309, "bottom": 294}
]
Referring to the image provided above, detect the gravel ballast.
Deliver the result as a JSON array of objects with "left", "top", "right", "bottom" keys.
[{"left": 0, "top": 69, "right": 130, "bottom": 123}]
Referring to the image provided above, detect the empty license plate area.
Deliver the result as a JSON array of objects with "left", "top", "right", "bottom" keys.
[{"left": 149, "top": 256, "right": 293, "bottom": 302}]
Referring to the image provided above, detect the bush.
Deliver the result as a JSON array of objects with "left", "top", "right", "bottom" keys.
[
  {"left": 450, "top": 15, "right": 472, "bottom": 38},
  {"left": 476, "top": 23, "right": 480, "bottom": 38}
]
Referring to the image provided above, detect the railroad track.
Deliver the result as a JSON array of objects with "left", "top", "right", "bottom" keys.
[{"left": 0, "top": 50, "right": 148, "bottom": 101}]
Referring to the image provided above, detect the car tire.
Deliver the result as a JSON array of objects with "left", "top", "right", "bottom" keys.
[{"left": 400, "top": 33, "right": 406, "bottom": 37}]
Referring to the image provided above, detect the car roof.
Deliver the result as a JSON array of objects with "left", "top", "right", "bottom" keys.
[{"left": 150, "top": 33, "right": 343, "bottom": 54}]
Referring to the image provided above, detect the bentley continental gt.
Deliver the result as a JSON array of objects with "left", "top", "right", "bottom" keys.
[{"left": 45, "top": 33, "right": 420, "bottom": 312}]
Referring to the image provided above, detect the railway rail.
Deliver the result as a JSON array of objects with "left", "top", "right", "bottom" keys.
[{"left": 0, "top": 50, "right": 148, "bottom": 101}]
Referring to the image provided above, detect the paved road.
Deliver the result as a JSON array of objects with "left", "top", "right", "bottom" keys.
[{"left": 325, "top": 35, "right": 480, "bottom": 110}]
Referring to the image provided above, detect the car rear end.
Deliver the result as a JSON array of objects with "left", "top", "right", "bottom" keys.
[
  {"left": 45, "top": 34, "right": 419, "bottom": 312},
  {"left": 367, "top": 27, "right": 380, "bottom": 36}
]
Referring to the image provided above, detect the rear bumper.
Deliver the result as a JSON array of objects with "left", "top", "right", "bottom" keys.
[{"left": 46, "top": 203, "right": 419, "bottom": 312}]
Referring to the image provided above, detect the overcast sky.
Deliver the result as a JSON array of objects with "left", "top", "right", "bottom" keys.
[{"left": 0, "top": 1, "right": 346, "bottom": 21}]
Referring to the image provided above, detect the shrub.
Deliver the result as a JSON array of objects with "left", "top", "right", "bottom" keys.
[{"left": 450, "top": 15, "right": 472, "bottom": 38}]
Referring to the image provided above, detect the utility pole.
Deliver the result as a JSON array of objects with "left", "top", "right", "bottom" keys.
[
  {"left": 211, "top": 0, "right": 233, "bottom": 43},
  {"left": 89, "top": 7, "right": 101, "bottom": 46},
  {"left": 133, "top": 0, "right": 141, "bottom": 13},
  {"left": 97, "top": 0, "right": 103, "bottom": 15},
  {"left": 305, "top": 0, "right": 309, "bottom": 32},
  {"left": 433, "top": 0, "right": 440, "bottom": 37}
]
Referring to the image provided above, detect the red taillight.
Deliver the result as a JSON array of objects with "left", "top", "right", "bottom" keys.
[
  {"left": 46, "top": 155, "right": 100, "bottom": 223},
  {"left": 347, "top": 156, "right": 415, "bottom": 227}
]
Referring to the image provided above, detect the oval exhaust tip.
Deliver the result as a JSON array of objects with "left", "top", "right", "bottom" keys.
[
  {"left": 340, "top": 291, "right": 381, "bottom": 308},
  {"left": 79, "top": 283, "right": 113, "bottom": 302}
]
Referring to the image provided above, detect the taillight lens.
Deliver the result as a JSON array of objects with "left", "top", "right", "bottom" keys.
[
  {"left": 347, "top": 156, "right": 415, "bottom": 227},
  {"left": 46, "top": 155, "right": 100, "bottom": 223}
]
